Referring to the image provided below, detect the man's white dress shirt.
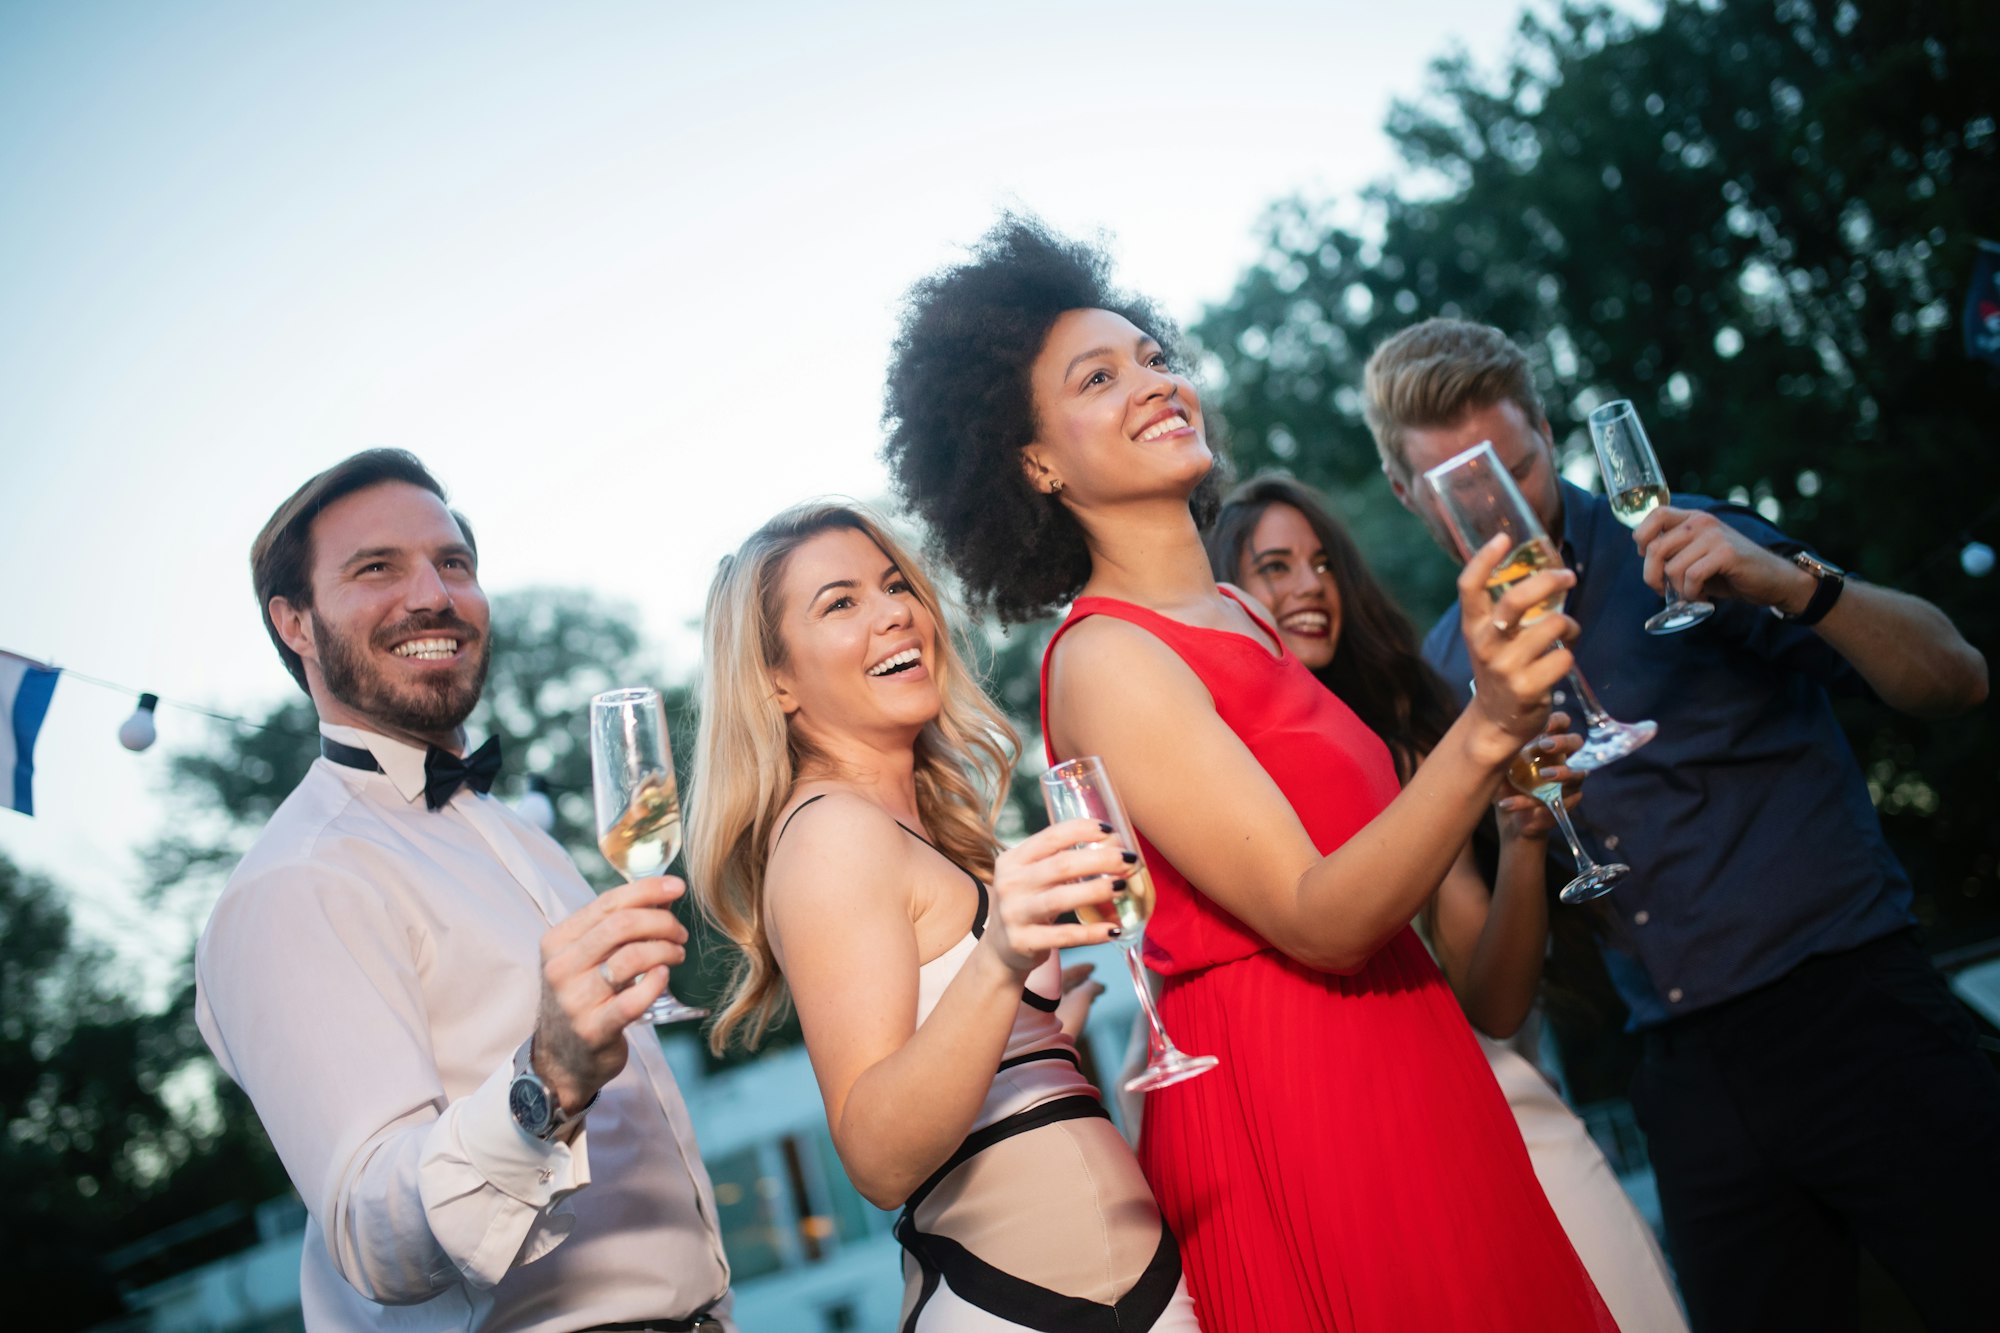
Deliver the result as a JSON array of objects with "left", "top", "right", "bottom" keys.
[{"left": 196, "top": 723, "right": 733, "bottom": 1331}]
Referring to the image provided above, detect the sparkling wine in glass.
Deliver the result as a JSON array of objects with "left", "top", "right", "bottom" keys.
[
  {"left": 590, "top": 686, "right": 708, "bottom": 1025},
  {"left": 1425, "top": 441, "right": 1657, "bottom": 772},
  {"left": 1040, "top": 757, "right": 1216, "bottom": 1094},
  {"left": 1507, "top": 745, "right": 1628, "bottom": 904},
  {"left": 1589, "top": 398, "right": 1714, "bottom": 634}
]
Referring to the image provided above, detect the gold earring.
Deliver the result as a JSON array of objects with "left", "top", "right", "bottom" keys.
[{"left": 1050, "top": 479, "right": 1064, "bottom": 494}]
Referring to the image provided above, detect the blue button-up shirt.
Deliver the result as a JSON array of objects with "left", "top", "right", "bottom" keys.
[{"left": 1421, "top": 479, "right": 1914, "bottom": 1029}]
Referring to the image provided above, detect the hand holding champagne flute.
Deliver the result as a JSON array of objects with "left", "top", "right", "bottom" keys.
[
  {"left": 1040, "top": 757, "right": 1216, "bottom": 1094},
  {"left": 1426, "top": 441, "right": 1658, "bottom": 772},
  {"left": 1589, "top": 398, "right": 1714, "bottom": 634},
  {"left": 1504, "top": 728, "right": 1629, "bottom": 904},
  {"left": 590, "top": 687, "right": 708, "bottom": 1025}
]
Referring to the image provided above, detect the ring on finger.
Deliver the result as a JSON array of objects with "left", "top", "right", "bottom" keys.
[
  {"left": 598, "top": 962, "right": 621, "bottom": 991},
  {"left": 1491, "top": 616, "right": 1514, "bottom": 636}
]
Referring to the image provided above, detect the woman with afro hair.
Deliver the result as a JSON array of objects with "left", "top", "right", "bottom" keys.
[{"left": 882, "top": 216, "right": 1620, "bottom": 1332}]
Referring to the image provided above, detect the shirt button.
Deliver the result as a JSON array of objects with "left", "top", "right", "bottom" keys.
[
  {"left": 1604, "top": 834, "right": 1620, "bottom": 850},
  {"left": 1667, "top": 987, "right": 1685, "bottom": 1004},
  {"left": 538, "top": 1168, "right": 553, "bottom": 1183},
  {"left": 1633, "top": 910, "right": 1650, "bottom": 925}
]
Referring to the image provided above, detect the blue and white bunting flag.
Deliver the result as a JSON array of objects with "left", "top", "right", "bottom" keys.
[
  {"left": 1, "top": 651, "right": 61, "bottom": 816},
  {"left": 1963, "top": 238, "right": 2000, "bottom": 368}
]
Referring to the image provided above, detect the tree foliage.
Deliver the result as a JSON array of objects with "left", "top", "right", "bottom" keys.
[
  {"left": 1191, "top": 0, "right": 2000, "bottom": 950},
  {"left": 0, "top": 852, "right": 290, "bottom": 1328}
]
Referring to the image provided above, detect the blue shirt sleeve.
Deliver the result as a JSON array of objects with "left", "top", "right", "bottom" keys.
[{"left": 1680, "top": 498, "right": 1871, "bottom": 701}]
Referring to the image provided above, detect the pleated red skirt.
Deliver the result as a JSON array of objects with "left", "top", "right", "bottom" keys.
[{"left": 1140, "top": 929, "right": 1618, "bottom": 1332}]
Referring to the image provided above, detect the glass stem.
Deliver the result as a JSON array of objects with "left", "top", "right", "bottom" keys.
[
  {"left": 1663, "top": 574, "right": 1684, "bottom": 608},
  {"left": 1542, "top": 795, "right": 1602, "bottom": 873},
  {"left": 1124, "top": 943, "right": 1173, "bottom": 1060},
  {"left": 1555, "top": 648, "right": 1614, "bottom": 732}
]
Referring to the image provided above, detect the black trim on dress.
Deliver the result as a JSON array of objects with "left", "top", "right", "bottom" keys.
[
  {"left": 906, "top": 1224, "right": 1184, "bottom": 1333},
  {"left": 997, "top": 1047, "right": 1081, "bottom": 1073},
  {"left": 896, "top": 1096, "right": 1183, "bottom": 1332}
]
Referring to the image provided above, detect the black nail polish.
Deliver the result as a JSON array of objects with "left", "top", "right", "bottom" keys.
[
  {"left": 1120, "top": 851, "right": 1139, "bottom": 864},
  {"left": 1112, "top": 879, "right": 1128, "bottom": 892},
  {"left": 1097, "top": 821, "right": 1115, "bottom": 834},
  {"left": 1108, "top": 926, "right": 1123, "bottom": 938}
]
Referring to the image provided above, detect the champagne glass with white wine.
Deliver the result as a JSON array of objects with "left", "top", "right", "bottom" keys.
[
  {"left": 589, "top": 687, "right": 708, "bottom": 1025},
  {"left": 1508, "top": 739, "right": 1629, "bottom": 903},
  {"left": 1424, "top": 441, "right": 1657, "bottom": 771},
  {"left": 1040, "top": 757, "right": 1217, "bottom": 1094},
  {"left": 1589, "top": 398, "right": 1714, "bottom": 634}
]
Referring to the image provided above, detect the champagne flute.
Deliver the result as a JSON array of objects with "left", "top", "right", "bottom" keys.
[
  {"left": 589, "top": 687, "right": 708, "bottom": 1025},
  {"left": 1424, "top": 441, "right": 1657, "bottom": 772},
  {"left": 1589, "top": 399, "right": 1714, "bottom": 634},
  {"left": 1508, "top": 742, "right": 1628, "bottom": 904},
  {"left": 1040, "top": 757, "right": 1217, "bottom": 1094}
]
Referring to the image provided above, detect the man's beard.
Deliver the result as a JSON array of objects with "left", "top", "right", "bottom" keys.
[{"left": 313, "top": 608, "right": 490, "bottom": 736}]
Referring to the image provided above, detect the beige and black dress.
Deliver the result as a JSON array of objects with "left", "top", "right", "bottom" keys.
[{"left": 785, "top": 797, "right": 1200, "bottom": 1332}]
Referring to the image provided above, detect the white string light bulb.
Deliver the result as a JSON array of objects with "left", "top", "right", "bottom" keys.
[{"left": 118, "top": 693, "right": 160, "bottom": 751}]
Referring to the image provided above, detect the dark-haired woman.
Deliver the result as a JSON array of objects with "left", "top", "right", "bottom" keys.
[
  {"left": 882, "top": 216, "right": 1618, "bottom": 1331},
  {"left": 1211, "top": 475, "right": 1688, "bottom": 1333}
]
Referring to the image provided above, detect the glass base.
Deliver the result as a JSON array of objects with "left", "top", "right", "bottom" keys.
[
  {"left": 1559, "top": 861, "right": 1630, "bottom": 905},
  {"left": 642, "top": 996, "right": 710, "bottom": 1025},
  {"left": 1645, "top": 599, "right": 1715, "bottom": 634},
  {"left": 1569, "top": 717, "right": 1658, "bottom": 773},
  {"left": 1124, "top": 1049, "right": 1219, "bottom": 1094}
]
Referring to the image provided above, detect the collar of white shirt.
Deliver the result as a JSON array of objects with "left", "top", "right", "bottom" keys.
[{"left": 320, "top": 720, "right": 457, "bottom": 807}]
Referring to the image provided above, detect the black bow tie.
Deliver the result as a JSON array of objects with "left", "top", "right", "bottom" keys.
[
  {"left": 424, "top": 736, "right": 503, "bottom": 810},
  {"left": 321, "top": 735, "right": 504, "bottom": 811}
]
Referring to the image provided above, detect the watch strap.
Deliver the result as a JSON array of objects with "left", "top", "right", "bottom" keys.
[{"left": 1776, "top": 550, "right": 1845, "bottom": 626}]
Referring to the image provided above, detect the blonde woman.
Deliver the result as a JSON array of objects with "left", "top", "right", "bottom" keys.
[{"left": 686, "top": 502, "right": 1200, "bottom": 1332}]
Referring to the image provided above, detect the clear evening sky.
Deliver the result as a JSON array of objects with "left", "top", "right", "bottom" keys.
[{"left": 0, "top": 0, "right": 1580, "bottom": 992}]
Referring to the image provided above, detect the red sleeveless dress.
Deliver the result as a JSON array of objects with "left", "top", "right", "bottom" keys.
[{"left": 1041, "top": 594, "right": 1618, "bottom": 1332}]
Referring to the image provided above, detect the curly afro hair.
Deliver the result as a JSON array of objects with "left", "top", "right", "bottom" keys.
[{"left": 882, "top": 214, "right": 1224, "bottom": 625}]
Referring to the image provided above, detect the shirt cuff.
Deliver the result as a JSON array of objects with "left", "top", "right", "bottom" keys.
[{"left": 454, "top": 1060, "right": 589, "bottom": 1207}]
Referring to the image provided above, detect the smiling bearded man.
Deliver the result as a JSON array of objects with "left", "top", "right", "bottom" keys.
[
  {"left": 194, "top": 449, "right": 735, "bottom": 1333},
  {"left": 311, "top": 595, "right": 490, "bottom": 736}
]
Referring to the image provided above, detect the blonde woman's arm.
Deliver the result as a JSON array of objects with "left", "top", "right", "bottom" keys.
[{"left": 766, "top": 797, "right": 1120, "bottom": 1208}]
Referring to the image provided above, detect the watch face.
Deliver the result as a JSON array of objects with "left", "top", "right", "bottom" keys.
[{"left": 509, "top": 1075, "right": 551, "bottom": 1134}]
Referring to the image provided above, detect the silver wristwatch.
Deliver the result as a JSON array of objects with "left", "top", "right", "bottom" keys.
[{"left": 508, "top": 1039, "right": 593, "bottom": 1141}]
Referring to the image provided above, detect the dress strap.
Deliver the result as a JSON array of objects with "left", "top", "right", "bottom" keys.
[
  {"left": 894, "top": 820, "right": 990, "bottom": 939},
  {"left": 774, "top": 793, "right": 829, "bottom": 846},
  {"left": 1038, "top": 589, "right": 1286, "bottom": 765},
  {"left": 1216, "top": 583, "right": 1286, "bottom": 655}
]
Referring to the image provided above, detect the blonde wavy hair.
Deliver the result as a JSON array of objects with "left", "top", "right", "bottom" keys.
[{"left": 686, "top": 501, "right": 1019, "bottom": 1054}]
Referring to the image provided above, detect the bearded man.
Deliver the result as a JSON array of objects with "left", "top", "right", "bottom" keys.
[{"left": 196, "top": 450, "right": 732, "bottom": 1332}]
